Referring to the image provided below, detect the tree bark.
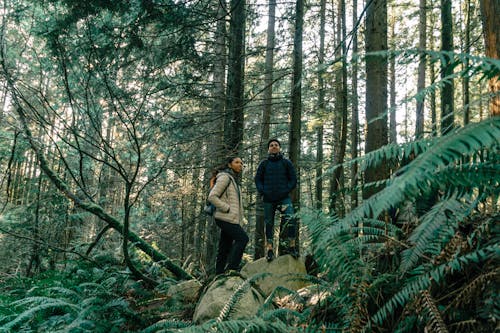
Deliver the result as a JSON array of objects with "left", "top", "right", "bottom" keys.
[
  {"left": 479, "top": 0, "right": 500, "bottom": 117},
  {"left": 389, "top": 17, "right": 397, "bottom": 145},
  {"left": 429, "top": 11, "right": 438, "bottom": 136},
  {"left": 254, "top": 0, "right": 277, "bottom": 259},
  {"left": 350, "top": 0, "right": 359, "bottom": 210},
  {"left": 204, "top": 1, "right": 228, "bottom": 272},
  {"left": 364, "top": 0, "right": 389, "bottom": 200},
  {"left": 463, "top": 0, "right": 471, "bottom": 125},
  {"left": 330, "top": 0, "right": 348, "bottom": 216},
  {"left": 440, "top": 0, "right": 455, "bottom": 135},
  {"left": 416, "top": 0, "right": 427, "bottom": 138},
  {"left": 287, "top": 0, "right": 303, "bottom": 249},
  {"left": 224, "top": 0, "right": 246, "bottom": 154},
  {"left": 315, "top": 0, "right": 326, "bottom": 211}
]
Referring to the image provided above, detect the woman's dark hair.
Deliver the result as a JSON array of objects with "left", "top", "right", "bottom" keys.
[
  {"left": 210, "top": 156, "right": 240, "bottom": 187},
  {"left": 226, "top": 155, "right": 240, "bottom": 165}
]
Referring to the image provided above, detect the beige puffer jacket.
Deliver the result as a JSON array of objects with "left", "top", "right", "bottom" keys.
[{"left": 208, "top": 172, "right": 244, "bottom": 225}]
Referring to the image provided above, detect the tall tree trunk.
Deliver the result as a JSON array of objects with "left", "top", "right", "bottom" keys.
[
  {"left": 462, "top": 0, "right": 471, "bottom": 125},
  {"left": 26, "top": 173, "right": 43, "bottom": 277},
  {"left": 287, "top": 0, "right": 303, "bottom": 248},
  {"left": 479, "top": 0, "right": 500, "bottom": 116},
  {"left": 224, "top": 0, "right": 246, "bottom": 154},
  {"left": 440, "top": 0, "right": 455, "bottom": 135},
  {"left": 315, "top": 0, "right": 326, "bottom": 211},
  {"left": 0, "top": 81, "right": 6, "bottom": 123},
  {"left": 254, "top": 0, "right": 277, "bottom": 260},
  {"left": 416, "top": 0, "right": 427, "bottom": 138},
  {"left": 389, "top": 17, "right": 397, "bottom": 145},
  {"left": 364, "top": 0, "right": 389, "bottom": 200},
  {"left": 329, "top": 5, "right": 340, "bottom": 214},
  {"left": 431, "top": 61, "right": 438, "bottom": 135},
  {"left": 330, "top": 0, "right": 348, "bottom": 217},
  {"left": 205, "top": 2, "right": 228, "bottom": 272},
  {"left": 429, "top": 10, "right": 438, "bottom": 136},
  {"left": 350, "top": 0, "right": 359, "bottom": 210}
]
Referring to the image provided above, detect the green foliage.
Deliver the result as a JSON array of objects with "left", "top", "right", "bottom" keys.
[
  {"left": 0, "top": 264, "right": 139, "bottom": 332},
  {"left": 216, "top": 272, "right": 270, "bottom": 322},
  {"left": 303, "top": 118, "right": 500, "bottom": 332},
  {"left": 179, "top": 318, "right": 290, "bottom": 333},
  {"left": 140, "top": 319, "right": 192, "bottom": 333}
]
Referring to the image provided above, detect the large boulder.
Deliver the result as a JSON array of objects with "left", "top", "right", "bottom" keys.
[
  {"left": 167, "top": 279, "right": 202, "bottom": 303},
  {"left": 192, "top": 275, "right": 264, "bottom": 323},
  {"left": 240, "top": 254, "right": 309, "bottom": 296}
]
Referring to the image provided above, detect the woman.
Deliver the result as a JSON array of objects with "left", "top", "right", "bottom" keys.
[{"left": 208, "top": 156, "right": 249, "bottom": 274}]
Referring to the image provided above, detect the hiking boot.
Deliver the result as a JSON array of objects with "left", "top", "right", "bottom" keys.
[
  {"left": 266, "top": 249, "right": 274, "bottom": 262},
  {"left": 289, "top": 248, "right": 299, "bottom": 259}
]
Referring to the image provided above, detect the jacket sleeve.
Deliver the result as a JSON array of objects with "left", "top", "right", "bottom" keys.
[
  {"left": 208, "top": 174, "right": 231, "bottom": 213},
  {"left": 287, "top": 159, "right": 297, "bottom": 192},
  {"left": 254, "top": 161, "right": 265, "bottom": 194}
]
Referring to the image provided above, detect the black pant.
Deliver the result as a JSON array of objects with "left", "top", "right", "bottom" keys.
[{"left": 215, "top": 219, "right": 249, "bottom": 274}]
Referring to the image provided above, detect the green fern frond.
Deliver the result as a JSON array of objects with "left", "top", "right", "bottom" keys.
[
  {"left": 55, "top": 318, "right": 95, "bottom": 332},
  {"left": 1, "top": 299, "right": 79, "bottom": 330},
  {"left": 181, "top": 318, "right": 289, "bottom": 333},
  {"left": 141, "top": 319, "right": 191, "bottom": 333},
  {"left": 45, "top": 286, "right": 81, "bottom": 300},
  {"left": 10, "top": 296, "right": 70, "bottom": 308},
  {"left": 99, "top": 297, "right": 130, "bottom": 312},
  {"left": 370, "top": 244, "right": 498, "bottom": 327},
  {"left": 324, "top": 138, "right": 435, "bottom": 179},
  {"left": 302, "top": 209, "right": 338, "bottom": 245},
  {"left": 324, "top": 218, "right": 401, "bottom": 240},
  {"left": 448, "top": 319, "right": 481, "bottom": 333},
  {"left": 310, "top": 216, "right": 400, "bottom": 281},
  {"left": 259, "top": 285, "right": 301, "bottom": 314},
  {"left": 400, "top": 197, "right": 469, "bottom": 273},
  {"left": 343, "top": 117, "right": 499, "bottom": 225},
  {"left": 216, "top": 273, "right": 269, "bottom": 322},
  {"left": 77, "top": 282, "right": 117, "bottom": 296},
  {"left": 301, "top": 321, "right": 343, "bottom": 333},
  {"left": 470, "top": 214, "right": 499, "bottom": 247},
  {"left": 434, "top": 163, "right": 500, "bottom": 194},
  {"left": 447, "top": 268, "right": 499, "bottom": 310},
  {"left": 260, "top": 307, "right": 307, "bottom": 323},
  {"left": 420, "top": 290, "right": 449, "bottom": 333}
]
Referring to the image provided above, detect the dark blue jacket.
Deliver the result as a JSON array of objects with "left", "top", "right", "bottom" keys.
[{"left": 255, "top": 153, "right": 297, "bottom": 203}]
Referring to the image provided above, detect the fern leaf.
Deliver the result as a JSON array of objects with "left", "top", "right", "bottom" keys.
[
  {"left": 446, "top": 268, "right": 499, "bottom": 310},
  {"left": 400, "top": 197, "right": 468, "bottom": 273},
  {"left": 216, "top": 273, "right": 269, "bottom": 322},
  {"left": 420, "top": 290, "right": 449, "bottom": 333},
  {"left": 140, "top": 319, "right": 191, "bottom": 333},
  {"left": 364, "top": 118, "right": 498, "bottom": 221},
  {"left": 370, "top": 244, "right": 498, "bottom": 327},
  {"left": 182, "top": 318, "right": 289, "bottom": 333},
  {"left": 1, "top": 299, "right": 79, "bottom": 330}
]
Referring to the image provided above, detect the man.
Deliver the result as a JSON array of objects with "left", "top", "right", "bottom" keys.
[{"left": 255, "top": 139, "right": 298, "bottom": 261}]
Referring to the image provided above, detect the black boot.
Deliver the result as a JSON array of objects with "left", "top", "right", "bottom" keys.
[{"left": 266, "top": 249, "right": 274, "bottom": 262}]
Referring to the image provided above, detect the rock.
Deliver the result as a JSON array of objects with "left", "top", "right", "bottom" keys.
[
  {"left": 240, "top": 254, "right": 309, "bottom": 296},
  {"left": 298, "top": 284, "right": 332, "bottom": 307},
  {"left": 272, "top": 284, "right": 332, "bottom": 313},
  {"left": 192, "top": 275, "right": 264, "bottom": 323},
  {"left": 167, "top": 279, "right": 202, "bottom": 303}
]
